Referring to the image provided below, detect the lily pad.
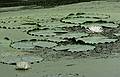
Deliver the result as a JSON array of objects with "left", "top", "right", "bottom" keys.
[
  {"left": 10, "top": 42, "right": 34, "bottom": 50},
  {"left": 77, "top": 36, "right": 118, "bottom": 44},
  {"left": 67, "top": 13, "right": 110, "bottom": 19},
  {"left": 33, "top": 41, "right": 57, "bottom": 48},
  {"left": 53, "top": 44, "right": 95, "bottom": 52},
  {"left": 29, "top": 29, "right": 56, "bottom": 37},
  {"left": 61, "top": 13, "right": 110, "bottom": 24},
  {"left": 46, "top": 37, "right": 67, "bottom": 43},
  {"left": 114, "top": 33, "right": 120, "bottom": 36},
  {"left": 39, "top": 21, "right": 78, "bottom": 28},
  {"left": 0, "top": 55, "right": 43, "bottom": 64},
  {"left": 0, "top": 16, "right": 39, "bottom": 29},
  {"left": 61, "top": 18, "right": 100, "bottom": 24},
  {"left": 81, "top": 22, "right": 119, "bottom": 28},
  {"left": 76, "top": 13, "right": 110, "bottom": 19},
  {"left": 56, "top": 32, "right": 89, "bottom": 39},
  {"left": 10, "top": 40, "right": 57, "bottom": 50},
  {"left": 28, "top": 28, "right": 68, "bottom": 37}
]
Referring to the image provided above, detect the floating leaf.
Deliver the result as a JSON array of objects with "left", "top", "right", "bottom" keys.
[
  {"left": 10, "top": 40, "right": 57, "bottom": 50},
  {"left": 29, "top": 29, "right": 56, "bottom": 37},
  {"left": 46, "top": 37, "right": 67, "bottom": 43},
  {"left": 0, "top": 16, "right": 39, "bottom": 29},
  {"left": 77, "top": 36, "right": 117, "bottom": 44},
  {"left": 33, "top": 41, "right": 57, "bottom": 48},
  {"left": 61, "top": 18, "right": 100, "bottom": 24},
  {"left": 81, "top": 22, "right": 119, "bottom": 28},
  {"left": 10, "top": 42, "right": 34, "bottom": 50},
  {"left": 28, "top": 28, "right": 68, "bottom": 37},
  {"left": 56, "top": 32, "right": 89, "bottom": 39},
  {"left": 113, "top": 31, "right": 120, "bottom": 36},
  {"left": 39, "top": 21, "right": 78, "bottom": 28},
  {"left": 53, "top": 44, "right": 95, "bottom": 52},
  {"left": 0, "top": 55, "right": 43, "bottom": 64},
  {"left": 77, "top": 13, "right": 110, "bottom": 19},
  {"left": 67, "top": 13, "right": 110, "bottom": 19}
]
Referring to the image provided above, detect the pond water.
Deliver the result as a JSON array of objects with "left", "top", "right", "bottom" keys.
[{"left": 0, "top": 58, "right": 120, "bottom": 77}]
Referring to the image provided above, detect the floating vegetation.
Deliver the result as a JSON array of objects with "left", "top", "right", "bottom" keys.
[
  {"left": 39, "top": 21, "right": 78, "bottom": 28},
  {"left": 75, "top": 13, "right": 110, "bottom": 19},
  {"left": 61, "top": 17, "right": 100, "bottom": 24},
  {"left": 60, "top": 13, "right": 110, "bottom": 24},
  {"left": 0, "top": 16, "right": 39, "bottom": 29},
  {"left": 113, "top": 31, "right": 120, "bottom": 37},
  {"left": 46, "top": 37, "right": 67, "bottom": 43},
  {"left": 33, "top": 41, "right": 57, "bottom": 48},
  {"left": 10, "top": 40, "right": 57, "bottom": 50},
  {"left": 53, "top": 44, "right": 95, "bottom": 52},
  {"left": 0, "top": 8, "right": 119, "bottom": 70},
  {"left": 67, "top": 13, "right": 110, "bottom": 19},
  {"left": 56, "top": 32, "right": 89, "bottom": 39},
  {"left": 28, "top": 29, "right": 56, "bottom": 37},
  {"left": 28, "top": 28, "right": 68, "bottom": 37},
  {"left": 81, "top": 21, "right": 119, "bottom": 28},
  {"left": 77, "top": 36, "right": 118, "bottom": 44},
  {"left": 0, "top": 55, "right": 43, "bottom": 65},
  {"left": 10, "top": 41, "right": 35, "bottom": 50}
]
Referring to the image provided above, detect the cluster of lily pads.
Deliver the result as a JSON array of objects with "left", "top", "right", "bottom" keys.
[
  {"left": 10, "top": 13, "right": 119, "bottom": 53},
  {"left": 1, "top": 12, "right": 120, "bottom": 66},
  {"left": 60, "top": 13, "right": 110, "bottom": 24},
  {"left": 10, "top": 39, "right": 57, "bottom": 50},
  {"left": 0, "top": 16, "right": 40, "bottom": 29}
]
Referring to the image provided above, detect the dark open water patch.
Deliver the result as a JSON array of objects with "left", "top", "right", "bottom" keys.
[{"left": 0, "top": 0, "right": 98, "bottom": 8}]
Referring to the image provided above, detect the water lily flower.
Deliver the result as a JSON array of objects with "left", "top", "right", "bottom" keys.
[
  {"left": 87, "top": 26, "right": 103, "bottom": 33},
  {"left": 16, "top": 62, "right": 31, "bottom": 70}
]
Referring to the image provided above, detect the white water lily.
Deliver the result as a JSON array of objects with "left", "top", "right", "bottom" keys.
[
  {"left": 16, "top": 62, "right": 31, "bottom": 70},
  {"left": 87, "top": 26, "right": 103, "bottom": 33}
]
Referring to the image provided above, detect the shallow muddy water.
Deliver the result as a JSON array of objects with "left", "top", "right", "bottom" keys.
[{"left": 0, "top": 58, "right": 120, "bottom": 77}]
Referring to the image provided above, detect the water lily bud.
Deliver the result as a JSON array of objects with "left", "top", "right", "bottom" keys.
[{"left": 16, "top": 62, "right": 31, "bottom": 70}]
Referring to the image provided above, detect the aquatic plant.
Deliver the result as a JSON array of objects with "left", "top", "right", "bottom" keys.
[
  {"left": 81, "top": 21, "right": 119, "bottom": 28},
  {"left": 38, "top": 21, "right": 79, "bottom": 28},
  {"left": 0, "top": 55, "right": 43, "bottom": 65},
  {"left": 46, "top": 37, "right": 67, "bottom": 43},
  {"left": 10, "top": 40, "right": 57, "bottom": 50},
  {"left": 28, "top": 28, "right": 68, "bottom": 37},
  {"left": 0, "top": 16, "right": 39, "bottom": 29},
  {"left": 16, "top": 62, "right": 31, "bottom": 70},
  {"left": 56, "top": 32, "right": 89, "bottom": 39},
  {"left": 60, "top": 13, "right": 110, "bottom": 24},
  {"left": 61, "top": 17, "right": 100, "bottom": 24},
  {"left": 67, "top": 12, "right": 110, "bottom": 19},
  {"left": 77, "top": 36, "right": 118, "bottom": 44},
  {"left": 53, "top": 44, "right": 95, "bottom": 52}
]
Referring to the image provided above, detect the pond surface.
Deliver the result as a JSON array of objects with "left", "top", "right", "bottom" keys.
[
  {"left": 1, "top": 1, "right": 120, "bottom": 77},
  {"left": 0, "top": 58, "right": 120, "bottom": 77}
]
